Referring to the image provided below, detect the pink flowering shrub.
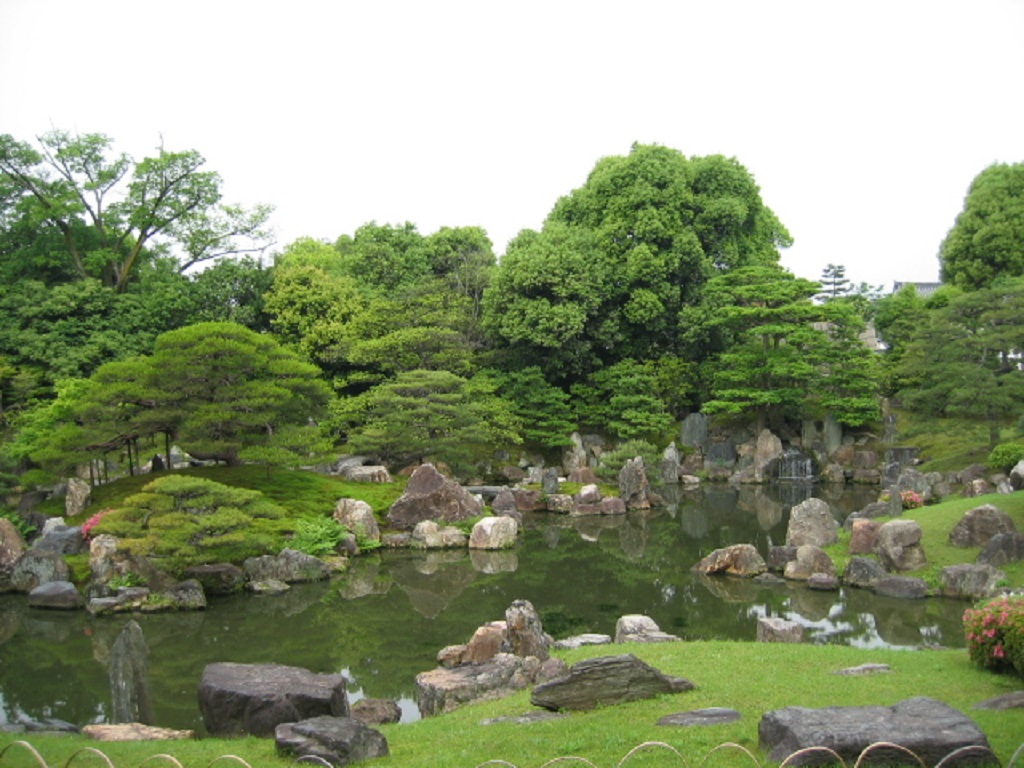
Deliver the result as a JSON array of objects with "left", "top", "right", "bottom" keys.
[
  {"left": 963, "top": 596, "right": 1024, "bottom": 675},
  {"left": 81, "top": 509, "right": 111, "bottom": 541},
  {"left": 899, "top": 490, "right": 923, "bottom": 509}
]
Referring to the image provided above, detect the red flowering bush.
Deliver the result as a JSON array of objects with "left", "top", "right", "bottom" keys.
[
  {"left": 899, "top": 490, "right": 924, "bottom": 509},
  {"left": 963, "top": 596, "right": 1024, "bottom": 675},
  {"left": 81, "top": 509, "right": 111, "bottom": 541}
]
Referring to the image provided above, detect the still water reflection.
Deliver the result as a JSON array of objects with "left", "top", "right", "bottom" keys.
[{"left": 0, "top": 484, "right": 969, "bottom": 732}]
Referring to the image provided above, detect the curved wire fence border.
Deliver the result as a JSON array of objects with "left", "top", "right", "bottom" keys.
[{"left": 2, "top": 739, "right": 1023, "bottom": 768}]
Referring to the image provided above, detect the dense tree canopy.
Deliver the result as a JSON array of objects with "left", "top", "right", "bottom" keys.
[
  {"left": 0, "top": 130, "right": 273, "bottom": 291},
  {"left": 483, "top": 144, "right": 791, "bottom": 379},
  {"left": 940, "top": 162, "right": 1024, "bottom": 290},
  {"left": 897, "top": 278, "right": 1024, "bottom": 447}
]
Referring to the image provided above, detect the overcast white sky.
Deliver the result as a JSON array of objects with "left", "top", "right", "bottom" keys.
[{"left": 2, "top": 0, "right": 1022, "bottom": 290}]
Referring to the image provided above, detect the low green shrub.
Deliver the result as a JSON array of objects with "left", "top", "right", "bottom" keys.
[
  {"left": 290, "top": 516, "right": 346, "bottom": 556},
  {"left": 0, "top": 507, "right": 35, "bottom": 539},
  {"left": 595, "top": 439, "right": 661, "bottom": 481},
  {"left": 963, "top": 595, "right": 1024, "bottom": 675},
  {"left": 988, "top": 442, "right": 1024, "bottom": 473}
]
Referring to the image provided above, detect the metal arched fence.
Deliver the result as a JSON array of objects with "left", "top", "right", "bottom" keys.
[{"left": 2, "top": 739, "right": 1023, "bottom": 768}]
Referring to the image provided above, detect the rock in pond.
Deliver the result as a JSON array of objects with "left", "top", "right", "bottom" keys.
[{"left": 198, "top": 662, "right": 349, "bottom": 737}]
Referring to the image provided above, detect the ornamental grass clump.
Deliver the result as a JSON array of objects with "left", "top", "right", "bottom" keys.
[{"left": 963, "top": 595, "right": 1024, "bottom": 675}]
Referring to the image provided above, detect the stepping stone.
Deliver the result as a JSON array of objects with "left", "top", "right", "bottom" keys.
[
  {"left": 973, "top": 691, "right": 1024, "bottom": 710},
  {"left": 832, "top": 663, "right": 891, "bottom": 676},
  {"left": 657, "top": 708, "right": 741, "bottom": 727}
]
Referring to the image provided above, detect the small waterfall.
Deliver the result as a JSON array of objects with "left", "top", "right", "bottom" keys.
[{"left": 777, "top": 449, "right": 814, "bottom": 482}]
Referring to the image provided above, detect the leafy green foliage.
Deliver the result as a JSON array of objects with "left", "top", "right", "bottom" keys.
[
  {"left": 0, "top": 507, "right": 35, "bottom": 539},
  {"left": 572, "top": 360, "right": 674, "bottom": 442},
  {"left": 482, "top": 367, "right": 575, "bottom": 451},
  {"left": 897, "top": 278, "right": 1024, "bottom": 447},
  {"left": 940, "top": 162, "right": 1024, "bottom": 290},
  {"left": 964, "top": 596, "right": 1024, "bottom": 675},
  {"left": 90, "top": 475, "right": 286, "bottom": 567},
  {"left": 0, "top": 130, "right": 272, "bottom": 292},
  {"left": 290, "top": 516, "right": 347, "bottom": 557},
  {"left": 332, "top": 369, "right": 521, "bottom": 474},
  {"left": 988, "top": 443, "right": 1024, "bottom": 473},
  {"left": 595, "top": 439, "right": 661, "bottom": 482},
  {"left": 702, "top": 265, "right": 878, "bottom": 430},
  {"left": 483, "top": 144, "right": 792, "bottom": 381}
]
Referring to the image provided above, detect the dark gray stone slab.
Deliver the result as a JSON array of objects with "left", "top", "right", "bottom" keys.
[
  {"left": 530, "top": 653, "right": 694, "bottom": 712},
  {"left": 275, "top": 715, "right": 388, "bottom": 766},
  {"left": 759, "top": 696, "right": 994, "bottom": 766},
  {"left": 198, "top": 662, "right": 349, "bottom": 737},
  {"left": 973, "top": 691, "right": 1024, "bottom": 710}
]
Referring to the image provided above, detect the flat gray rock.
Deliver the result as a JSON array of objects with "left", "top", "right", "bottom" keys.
[
  {"left": 657, "top": 707, "right": 741, "bottom": 727},
  {"left": 973, "top": 690, "right": 1024, "bottom": 710},
  {"left": 832, "top": 663, "right": 891, "bottom": 676},
  {"left": 759, "top": 696, "right": 993, "bottom": 766},
  {"left": 531, "top": 653, "right": 694, "bottom": 712},
  {"left": 480, "top": 711, "right": 569, "bottom": 725},
  {"left": 275, "top": 715, "right": 388, "bottom": 766}
]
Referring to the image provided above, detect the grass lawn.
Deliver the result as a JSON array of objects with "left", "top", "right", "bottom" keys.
[
  {"left": 825, "top": 491, "right": 1024, "bottom": 589},
  {"left": 1, "top": 641, "right": 1021, "bottom": 768}
]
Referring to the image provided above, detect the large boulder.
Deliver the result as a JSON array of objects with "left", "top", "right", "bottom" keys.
[
  {"left": 415, "top": 653, "right": 543, "bottom": 717},
  {"left": 468, "top": 516, "right": 517, "bottom": 550},
  {"left": 783, "top": 545, "right": 835, "bottom": 581},
  {"left": 948, "top": 504, "right": 1016, "bottom": 548},
  {"left": 530, "top": 654, "right": 694, "bottom": 711},
  {"left": 614, "top": 614, "right": 680, "bottom": 644},
  {"left": 505, "top": 599, "right": 550, "bottom": 661},
  {"left": 618, "top": 457, "right": 652, "bottom": 509},
  {"left": 786, "top": 498, "right": 839, "bottom": 548},
  {"left": 198, "top": 662, "right": 349, "bottom": 737},
  {"left": 27, "top": 580, "right": 83, "bottom": 610},
  {"left": 874, "top": 519, "right": 927, "bottom": 571},
  {"left": 758, "top": 697, "right": 992, "bottom": 766},
  {"left": 692, "top": 544, "right": 767, "bottom": 577},
  {"left": 0, "top": 517, "right": 27, "bottom": 588},
  {"left": 109, "top": 620, "right": 152, "bottom": 724},
  {"left": 848, "top": 519, "right": 880, "bottom": 555},
  {"left": 350, "top": 698, "right": 401, "bottom": 726},
  {"left": 275, "top": 716, "right": 388, "bottom": 766},
  {"left": 65, "top": 477, "right": 91, "bottom": 518},
  {"left": 333, "top": 499, "right": 380, "bottom": 546},
  {"left": 348, "top": 465, "right": 392, "bottom": 484},
  {"left": 976, "top": 532, "right": 1024, "bottom": 567},
  {"left": 842, "top": 557, "right": 887, "bottom": 589},
  {"left": 873, "top": 575, "right": 928, "bottom": 599},
  {"left": 10, "top": 550, "right": 70, "bottom": 592},
  {"left": 386, "top": 464, "right": 482, "bottom": 530},
  {"left": 243, "top": 549, "right": 330, "bottom": 584},
  {"left": 939, "top": 564, "right": 1006, "bottom": 600},
  {"left": 1010, "top": 460, "right": 1024, "bottom": 491},
  {"left": 31, "top": 518, "right": 87, "bottom": 556},
  {"left": 757, "top": 617, "right": 803, "bottom": 643},
  {"left": 409, "top": 520, "right": 467, "bottom": 549},
  {"left": 182, "top": 563, "right": 246, "bottom": 596}
]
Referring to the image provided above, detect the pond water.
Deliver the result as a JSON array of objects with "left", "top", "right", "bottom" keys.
[{"left": 0, "top": 484, "right": 971, "bottom": 733}]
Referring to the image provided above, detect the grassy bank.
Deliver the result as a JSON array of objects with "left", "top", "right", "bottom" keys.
[
  {"left": 1, "top": 641, "right": 1021, "bottom": 767},
  {"left": 825, "top": 491, "right": 1024, "bottom": 588}
]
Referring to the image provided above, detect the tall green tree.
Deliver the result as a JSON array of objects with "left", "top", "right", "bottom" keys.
[
  {"left": 897, "top": 278, "right": 1024, "bottom": 447},
  {"left": 330, "top": 369, "right": 520, "bottom": 473},
  {"left": 146, "top": 323, "right": 331, "bottom": 465},
  {"left": 817, "top": 263, "right": 851, "bottom": 300},
  {"left": 702, "top": 265, "right": 879, "bottom": 431},
  {"left": 939, "top": 162, "right": 1024, "bottom": 290},
  {"left": 0, "top": 130, "right": 272, "bottom": 291},
  {"left": 483, "top": 144, "right": 791, "bottom": 377}
]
